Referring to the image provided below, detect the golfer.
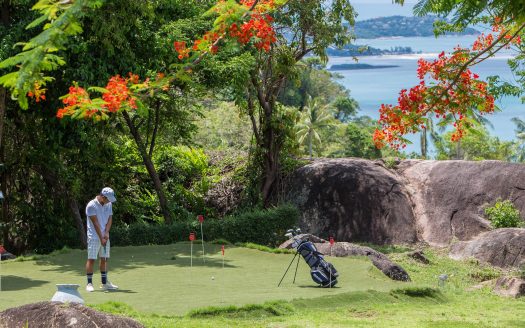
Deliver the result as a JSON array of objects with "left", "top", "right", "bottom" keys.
[{"left": 85, "top": 187, "right": 119, "bottom": 292}]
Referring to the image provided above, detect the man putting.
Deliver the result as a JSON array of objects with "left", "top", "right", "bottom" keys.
[{"left": 85, "top": 187, "right": 119, "bottom": 292}]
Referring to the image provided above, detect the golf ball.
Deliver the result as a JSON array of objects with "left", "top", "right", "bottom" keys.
[{"left": 211, "top": 276, "right": 215, "bottom": 280}]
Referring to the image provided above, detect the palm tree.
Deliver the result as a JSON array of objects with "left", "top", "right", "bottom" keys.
[
  {"left": 296, "top": 95, "right": 332, "bottom": 159},
  {"left": 511, "top": 117, "right": 525, "bottom": 162}
]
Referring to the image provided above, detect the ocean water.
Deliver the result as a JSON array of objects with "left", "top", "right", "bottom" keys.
[{"left": 328, "top": 35, "right": 525, "bottom": 155}]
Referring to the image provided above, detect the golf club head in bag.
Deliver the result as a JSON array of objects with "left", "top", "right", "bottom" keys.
[{"left": 289, "top": 233, "right": 339, "bottom": 288}]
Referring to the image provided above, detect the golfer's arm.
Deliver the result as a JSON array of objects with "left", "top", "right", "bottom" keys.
[
  {"left": 105, "top": 216, "right": 112, "bottom": 235},
  {"left": 89, "top": 215, "right": 104, "bottom": 240}
]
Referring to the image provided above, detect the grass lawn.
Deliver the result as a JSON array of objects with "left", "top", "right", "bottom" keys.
[{"left": 1, "top": 243, "right": 524, "bottom": 327}]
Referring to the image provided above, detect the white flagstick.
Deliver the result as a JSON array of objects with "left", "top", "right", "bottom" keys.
[
  {"left": 221, "top": 245, "right": 225, "bottom": 303},
  {"left": 190, "top": 232, "right": 195, "bottom": 268}
]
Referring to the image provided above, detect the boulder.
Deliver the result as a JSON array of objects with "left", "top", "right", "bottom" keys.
[
  {"left": 283, "top": 158, "right": 417, "bottom": 245},
  {"left": 0, "top": 302, "right": 144, "bottom": 328},
  {"left": 314, "top": 242, "right": 410, "bottom": 281},
  {"left": 397, "top": 160, "right": 525, "bottom": 246},
  {"left": 493, "top": 276, "right": 525, "bottom": 298},
  {"left": 449, "top": 228, "right": 525, "bottom": 268},
  {"left": 407, "top": 250, "right": 430, "bottom": 264}
]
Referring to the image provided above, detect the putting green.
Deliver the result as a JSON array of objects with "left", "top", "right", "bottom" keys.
[{"left": 0, "top": 244, "right": 404, "bottom": 315}]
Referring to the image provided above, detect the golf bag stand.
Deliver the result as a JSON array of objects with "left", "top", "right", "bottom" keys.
[
  {"left": 277, "top": 250, "right": 301, "bottom": 287},
  {"left": 278, "top": 229, "right": 339, "bottom": 288}
]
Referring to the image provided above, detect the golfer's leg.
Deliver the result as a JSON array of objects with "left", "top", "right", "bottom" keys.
[
  {"left": 86, "top": 238, "right": 100, "bottom": 291},
  {"left": 86, "top": 259, "right": 95, "bottom": 283},
  {"left": 100, "top": 258, "right": 107, "bottom": 285},
  {"left": 99, "top": 240, "right": 110, "bottom": 286}
]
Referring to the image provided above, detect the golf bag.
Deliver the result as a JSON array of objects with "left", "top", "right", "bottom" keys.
[{"left": 290, "top": 233, "right": 339, "bottom": 288}]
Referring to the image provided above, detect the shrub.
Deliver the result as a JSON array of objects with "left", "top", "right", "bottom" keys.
[
  {"left": 484, "top": 199, "right": 524, "bottom": 228},
  {"left": 111, "top": 204, "right": 299, "bottom": 247}
]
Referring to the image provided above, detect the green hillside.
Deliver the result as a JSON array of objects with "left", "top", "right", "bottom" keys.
[{"left": 354, "top": 15, "right": 480, "bottom": 39}]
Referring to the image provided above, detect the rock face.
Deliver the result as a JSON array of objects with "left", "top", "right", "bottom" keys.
[
  {"left": 493, "top": 276, "right": 525, "bottom": 298},
  {"left": 283, "top": 158, "right": 417, "bottom": 245},
  {"left": 284, "top": 159, "right": 525, "bottom": 249},
  {"left": 397, "top": 160, "right": 525, "bottom": 246},
  {"left": 449, "top": 228, "right": 525, "bottom": 268},
  {"left": 0, "top": 302, "right": 144, "bottom": 328}
]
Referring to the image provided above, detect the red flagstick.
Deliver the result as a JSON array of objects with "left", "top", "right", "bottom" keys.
[
  {"left": 221, "top": 245, "right": 225, "bottom": 269},
  {"left": 198, "top": 215, "right": 205, "bottom": 263},
  {"left": 221, "top": 245, "right": 225, "bottom": 256}
]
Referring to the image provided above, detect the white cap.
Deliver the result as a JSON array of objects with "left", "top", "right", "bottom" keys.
[{"left": 101, "top": 187, "right": 116, "bottom": 202}]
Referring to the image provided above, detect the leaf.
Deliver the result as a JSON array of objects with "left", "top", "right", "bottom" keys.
[
  {"left": 26, "top": 15, "right": 49, "bottom": 30},
  {"left": 87, "top": 86, "right": 109, "bottom": 94},
  {"left": 134, "top": 99, "right": 149, "bottom": 118}
]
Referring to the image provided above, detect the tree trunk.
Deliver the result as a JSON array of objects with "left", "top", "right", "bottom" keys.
[
  {"left": 122, "top": 111, "right": 173, "bottom": 224},
  {"left": 35, "top": 164, "right": 87, "bottom": 248},
  {"left": 260, "top": 106, "right": 280, "bottom": 207},
  {"left": 67, "top": 198, "right": 87, "bottom": 248},
  {"left": 0, "top": 87, "right": 7, "bottom": 246},
  {"left": 308, "top": 130, "right": 313, "bottom": 160},
  {"left": 0, "top": 0, "right": 9, "bottom": 248},
  {"left": 420, "top": 128, "right": 427, "bottom": 159}
]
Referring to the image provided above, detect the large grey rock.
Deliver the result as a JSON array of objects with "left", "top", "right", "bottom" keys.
[
  {"left": 314, "top": 242, "right": 410, "bottom": 281},
  {"left": 397, "top": 160, "right": 525, "bottom": 246},
  {"left": 0, "top": 302, "right": 144, "bottom": 328},
  {"left": 283, "top": 158, "right": 417, "bottom": 245},
  {"left": 449, "top": 228, "right": 525, "bottom": 268}
]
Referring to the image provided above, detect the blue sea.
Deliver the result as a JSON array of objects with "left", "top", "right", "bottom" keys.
[{"left": 328, "top": 9, "right": 524, "bottom": 155}]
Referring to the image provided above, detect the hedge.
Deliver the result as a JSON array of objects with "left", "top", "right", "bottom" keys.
[{"left": 111, "top": 204, "right": 299, "bottom": 247}]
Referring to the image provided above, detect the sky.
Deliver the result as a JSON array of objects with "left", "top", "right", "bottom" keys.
[{"left": 351, "top": 0, "right": 418, "bottom": 20}]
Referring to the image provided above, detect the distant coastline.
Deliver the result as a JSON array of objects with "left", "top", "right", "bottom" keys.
[
  {"left": 328, "top": 63, "right": 400, "bottom": 71},
  {"left": 326, "top": 15, "right": 480, "bottom": 58},
  {"left": 354, "top": 15, "right": 479, "bottom": 39}
]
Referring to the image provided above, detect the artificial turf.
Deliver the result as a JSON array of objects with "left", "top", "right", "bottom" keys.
[{"left": 0, "top": 243, "right": 402, "bottom": 314}]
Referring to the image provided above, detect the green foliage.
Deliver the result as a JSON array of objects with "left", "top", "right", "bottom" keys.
[
  {"left": 341, "top": 120, "right": 382, "bottom": 158},
  {"left": 235, "top": 242, "right": 294, "bottom": 254},
  {"left": 0, "top": 0, "right": 103, "bottom": 109},
  {"left": 435, "top": 127, "right": 516, "bottom": 161},
  {"left": 484, "top": 199, "right": 524, "bottom": 228},
  {"left": 468, "top": 266, "right": 501, "bottom": 282},
  {"left": 111, "top": 204, "right": 299, "bottom": 247},
  {"left": 192, "top": 101, "right": 253, "bottom": 151},
  {"left": 296, "top": 95, "right": 333, "bottom": 158}
]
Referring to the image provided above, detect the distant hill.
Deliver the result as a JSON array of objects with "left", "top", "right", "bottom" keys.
[
  {"left": 354, "top": 15, "right": 479, "bottom": 39},
  {"left": 326, "top": 44, "right": 418, "bottom": 57}
]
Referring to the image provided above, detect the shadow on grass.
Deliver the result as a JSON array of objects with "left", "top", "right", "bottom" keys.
[
  {"left": 0, "top": 275, "right": 48, "bottom": 291},
  {"left": 295, "top": 285, "right": 342, "bottom": 289},
  {"left": 31, "top": 243, "right": 238, "bottom": 275},
  {"left": 100, "top": 289, "right": 137, "bottom": 294}
]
